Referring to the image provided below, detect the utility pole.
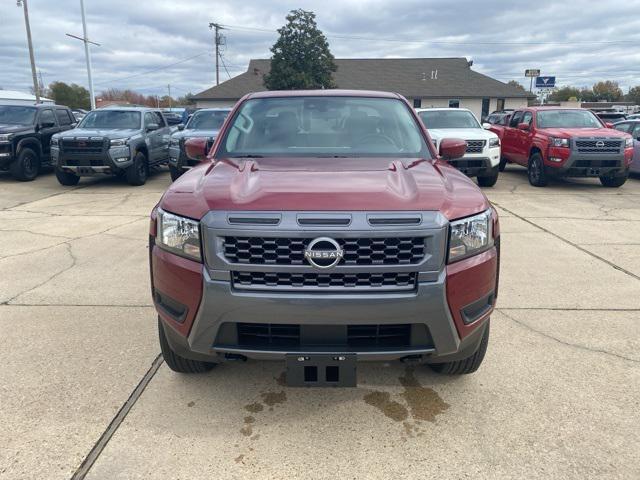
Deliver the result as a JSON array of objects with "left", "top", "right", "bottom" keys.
[
  {"left": 17, "top": 0, "right": 40, "bottom": 103},
  {"left": 66, "top": 0, "right": 100, "bottom": 110},
  {"left": 208, "top": 23, "right": 225, "bottom": 86},
  {"left": 168, "top": 84, "right": 171, "bottom": 109}
]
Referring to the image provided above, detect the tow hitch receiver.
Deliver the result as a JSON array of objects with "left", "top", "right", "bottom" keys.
[{"left": 285, "top": 354, "right": 356, "bottom": 387}]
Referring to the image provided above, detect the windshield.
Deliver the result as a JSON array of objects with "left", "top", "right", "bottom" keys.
[
  {"left": 537, "top": 110, "right": 603, "bottom": 129},
  {"left": 186, "top": 110, "right": 229, "bottom": 130},
  {"left": 0, "top": 106, "right": 36, "bottom": 125},
  {"left": 418, "top": 110, "right": 481, "bottom": 129},
  {"left": 79, "top": 110, "right": 141, "bottom": 129},
  {"left": 218, "top": 96, "right": 430, "bottom": 158}
]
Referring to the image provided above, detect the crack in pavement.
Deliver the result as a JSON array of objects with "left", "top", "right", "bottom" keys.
[
  {"left": 492, "top": 201, "right": 640, "bottom": 282},
  {"left": 0, "top": 228, "right": 73, "bottom": 240},
  {"left": 70, "top": 354, "right": 164, "bottom": 480},
  {"left": 497, "top": 308, "right": 640, "bottom": 364}
]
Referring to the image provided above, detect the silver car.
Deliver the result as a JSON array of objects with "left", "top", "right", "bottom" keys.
[{"left": 613, "top": 120, "right": 640, "bottom": 174}]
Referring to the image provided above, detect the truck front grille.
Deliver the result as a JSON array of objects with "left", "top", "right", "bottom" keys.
[
  {"left": 232, "top": 271, "right": 417, "bottom": 291},
  {"left": 61, "top": 139, "right": 105, "bottom": 155},
  {"left": 223, "top": 236, "right": 426, "bottom": 266},
  {"left": 575, "top": 139, "right": 622, "bottom": 154},
  {"left": 236, "top": 323, "right": 413, "bottom": 348},
  {"left": 465, "top": 140, "right": 486, "bottom": 154}
]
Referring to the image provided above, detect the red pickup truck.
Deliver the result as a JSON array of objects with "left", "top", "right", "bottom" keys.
[{"left": 490, "top": 107, "right": 634, "bottom": 187}]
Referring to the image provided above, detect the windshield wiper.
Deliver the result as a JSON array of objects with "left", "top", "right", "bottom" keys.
[
  {"left": 318, "top": 155, "right": 349, "bottom": 158},
  {"left": 230, "top": 154, "right": 264, "bottom": 158}
]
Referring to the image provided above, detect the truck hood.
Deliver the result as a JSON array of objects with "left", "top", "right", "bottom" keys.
[
  {"left": 171, "top": 128, "right": 220, "bottom": 140},
  {"left": 160, "top": 157, "right": 489, "bottom": 221},
  {"left": 0, "top": 124, "right": 32, "bottom": 134},
  {"left": 56, "top": 128, "right": 141, "bottom": 139},
  {"left": 539, "top": 127, "right": 630, "bottom": 138},
  {"left": 427, "top": 128, "right": 497, "bottom": 141}
]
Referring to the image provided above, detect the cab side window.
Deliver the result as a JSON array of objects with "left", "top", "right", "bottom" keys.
[
  {"left": 633, "top": 124, "right": 640, "bottom": 139},
  {"left": 153, "top": 112, "right": 166, "bottom": 128},
  {"left": 509, "top": 111, "right": 523, "bottom": 128},
  {"left": 39, "top": 109, "right": 56, "bottom": 127},
  {"left": 56, "top": 109, "right": 72, "bottom": 126},
  {"left": 614, "top": 122, "right": 632, "bottom": 134},
  {"left": 521, "top": 112, "right": 533, "bottom": 126},
  {"left": 144, "top": 112, "right": 156, "bottom": 129}
]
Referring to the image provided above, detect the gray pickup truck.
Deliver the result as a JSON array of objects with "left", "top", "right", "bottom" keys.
[{"left": 51, "top": 106, "right": 171, "bottom": 186}]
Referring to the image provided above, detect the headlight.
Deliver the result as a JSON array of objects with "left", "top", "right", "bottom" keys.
[
  {"left": 156, "top": 209, "right": 202, "bottom": 262},
  {"left": 0, "top": 133, "right": 13, "bottom": 143},
  {"left": 625, "top": 137, "right": 633, "bottom": 148},
  {"left": 448, "top": 210, "right": 492, "bottom": 263},
  {"left": 489, "top": 137, "right": 500, "bottom": 147},
  {"left": 170, "top": 138, "right": 180, "bottom": 147},
  {"left": 550, "top": 137, "right": 570, "bottom": 148},
  {"left": 110, "top": 138, "right": 128, "bottom": 147},
  {"left": 51, "top": 137, "right": 59, "bottom": 147}
]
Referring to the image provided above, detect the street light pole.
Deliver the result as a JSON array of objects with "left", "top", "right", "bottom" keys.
[
  {"left": 17, "top": 0, "right": 40, "bottom": 103},
  {"left": 79, "top": 0, "right": 95, "bottom": 110}
]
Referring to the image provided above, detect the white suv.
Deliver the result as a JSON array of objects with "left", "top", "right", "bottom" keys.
[{"left": 416, "top": 108, "right": 501, "bottom": 187}]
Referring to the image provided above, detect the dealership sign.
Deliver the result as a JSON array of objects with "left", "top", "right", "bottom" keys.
[
  {"left": 525, "top": 69, "right": 540, "bottom": 77},
  {"left": 536, "top": 76, "right": 556, "bottom": 88}
]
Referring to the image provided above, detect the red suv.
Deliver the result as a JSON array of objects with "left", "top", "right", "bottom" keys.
[
  {"left": 149, "top": 90, "right": 500, "bottom": 386},
  {"left": 492, "top": 107, "right": 633, "bottom": 187}
]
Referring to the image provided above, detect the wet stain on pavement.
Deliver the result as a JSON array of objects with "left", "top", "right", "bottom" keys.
[
  {"left": 187, "top": 401, "right": 195, "bottom": 408},
  {"left": 234, "top": 454, "right": 245, "bottom": 464},
  {"left": 261, "top": 390, "right": 286, "bottom": 408},
  {"left": 362, "top": 367, "right": 449, "bottom": 432},
  {"left": 244, "top": 402, "right": 264, "bottom": 413},
  {"left": 363, "top": 391, "right": 409, "bottom": 422},
  {"left": 399, "top": 368, "right": 450, "bottom": 422}
]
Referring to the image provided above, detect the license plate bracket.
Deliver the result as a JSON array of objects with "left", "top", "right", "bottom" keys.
[{"left": 285, "top": 354, "right": 356, "bottom": 387}]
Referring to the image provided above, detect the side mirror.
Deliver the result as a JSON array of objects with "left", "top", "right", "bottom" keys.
[
  {"left": 517, "top": 122, "right": 530, "bottom": 131},
  {"left": 146, "top": 123, "right": 159, "bottom": 132},
  {"left": 184, "top": 137, "right": 209, "bottom": 162},
  {"left": 482, "top": 122, "right": 491, "bottom": 130},
  {"left": 605, "top": 122, "right": 614, "bottom": 129},
  {"left": 439, "top": 138, "right": 467, "bottom": 161},
  {"left": 177, "top": 123, "right": 185, "bottom": 131}
]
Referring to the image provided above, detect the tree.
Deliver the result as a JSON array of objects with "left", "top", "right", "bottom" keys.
[
  {"left": 626, "top": 86, "right": 640, "bottom": 105},
  {"left": 263, "top": 9, "right": 337, "bottom": 90},
  {"left": 48, "top": 81, "right": 90, "bottom": 109},
  {"left": 548, "top": 86, "right": 582, "bottom": 102},
  {"left": 506, "top": 80, "right": 527, "bottom": 93},
  {"left": 592, "top": 81, "right": 623, "bottom": 102}
]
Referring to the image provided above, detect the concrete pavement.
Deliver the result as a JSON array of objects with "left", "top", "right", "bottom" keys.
[{"left": 0, "top": 166, "right": 638, "bottom": 479}]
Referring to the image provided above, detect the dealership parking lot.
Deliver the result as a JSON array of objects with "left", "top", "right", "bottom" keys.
[{"left": 1, "top": 168, "right": 639, "bottom": 480}]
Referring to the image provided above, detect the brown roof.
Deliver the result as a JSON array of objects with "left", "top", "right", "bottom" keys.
[{"left": 194, "top": 58, "right": 533, "bottom": 100}]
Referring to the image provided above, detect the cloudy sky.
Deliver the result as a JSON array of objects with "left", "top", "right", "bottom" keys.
[{"left": 2, "top": 0, "right": 640, "bottom": 99}]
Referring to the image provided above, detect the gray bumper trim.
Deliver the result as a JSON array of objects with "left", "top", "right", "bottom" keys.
[{"left": 183, "top": 268, "right": 460, "bottom": 361}]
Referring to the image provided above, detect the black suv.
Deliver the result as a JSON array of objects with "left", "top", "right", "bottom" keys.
[{"left": 0, "top": 104, "right": 76, "bottom": 181}]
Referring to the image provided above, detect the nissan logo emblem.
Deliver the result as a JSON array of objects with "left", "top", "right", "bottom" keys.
[
  {"left": 304, "top": 237, "right": 344, "bottom": 269},
  {"left": 595, "top": 141, "right": 605, "bottom": 148}
]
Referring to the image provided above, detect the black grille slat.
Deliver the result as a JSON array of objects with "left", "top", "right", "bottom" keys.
[
  {"left": 232, "top": 271, "right": 417, "bottom": 291},
  {"left": 61, "top": 139, "right": 105, "bottom": 155},
  {"left": 235, "top": 323, "right": 413, "bottom": 349},
  {"left": 575, "top": 139, "right": 622, "bottom": 154},
  {"left": 465, "top": 140, "right": 486, "bottom": 154},
  {"left": 223, "top": 236, "right": 426, "bottom": 266}
]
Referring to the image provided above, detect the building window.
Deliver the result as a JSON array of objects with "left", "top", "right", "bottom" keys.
[
  {"left": 413, "top": 98, "right": 422, "bottom": 108},
  {"left": 496, "top": 98, "right": 505, "bottom": 112},
  {"left": 481, "top": 98, "right": 490, "bottom": 120},
  {"left": 448, "top": 99, "right": 460, "bottom": 108}
]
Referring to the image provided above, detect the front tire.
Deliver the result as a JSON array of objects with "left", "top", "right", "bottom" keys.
[
  {"left": 498, "top": 157, "right": 508, "bottom": 172},
  {"left": 10, "top": 147, "right": 40, "bottom": 181},
  {"left": 169, "top": 164, "right": 182, "bottom": 181},
  {"left": 126, "top": 151, "right": 148, "bottom": 186},
  {"left": 55, "top": 167, "right": 80, "bottom": 186},
  {"left": 527, "top": 152, "right": 548, "bottom": 187},
  {"left": 429, "top": 320, "right": 490, "bottom": 375},
  {"left": 599, "top": 170, "right": 628, "bottom": 188},
  {"left": 477, "top": 168, "right": 499, "bottom": 187},
  {"left": 158, "top": 318, "right": 216, "bottom": 373}
]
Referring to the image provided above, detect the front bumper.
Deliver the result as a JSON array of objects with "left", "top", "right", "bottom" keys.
[
  {"left": 546, "top": 141, "right": 632, "bottom": 177},
  {"left": 152, "top": 244, "right": 498, "bottom": 364},
  {"left": 0, "top": 143, "right": 14, "bottom": 167},
  {"left": 54, "top": 142, "right": 133, "bottom": 176}
]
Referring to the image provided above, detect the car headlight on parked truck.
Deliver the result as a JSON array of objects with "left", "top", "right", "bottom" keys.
[
  {"left": 0, "top": 134, "right": 13, "bottom": 143},
  {"left": 625, "top": 137, "right": 633, "bottom": 148},
  {"left": 550, "top": 137, "right": 570, "bottom": 148},
  {"left": 156, "top": 209, "right": 202, "bottom": 262},
  {"left": 50, "top": 137, "right": 59, "bottom": 147},
  {"left": 488, "top": 137, "right": 500, "bottom": 147},
  {"left": 110, "top": 138, "right": 128, "bottom": 147},
  {"left": 448, "top": 210, "right": 492, "bottom": 263}
]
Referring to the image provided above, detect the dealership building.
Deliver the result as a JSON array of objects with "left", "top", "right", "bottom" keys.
[{"left": 193, "top": 57, "right": 533, "bottom": 120}]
